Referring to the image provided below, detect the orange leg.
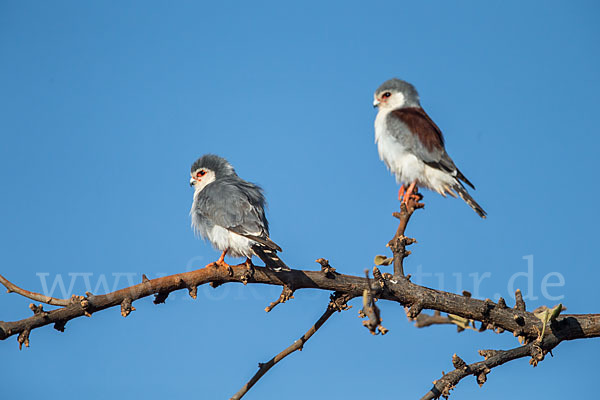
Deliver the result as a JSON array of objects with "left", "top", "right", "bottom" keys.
[
  {"left": 244, "top": 257, "right": 254, "bottom": 268},
  {"left": 215, "top": 250, "right": 229, "bottom": 267},
  {"left": 397, "top": 184, "right": 405, "bottom": 202},
  {"left": 403, "top": 181, "right": 418, "bottom": 205}
]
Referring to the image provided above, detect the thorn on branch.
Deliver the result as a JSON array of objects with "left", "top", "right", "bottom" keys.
[
  {"left": 316, "top": 258, "right": 337, "bottom": 278},
  {"left": 69, "top": 294, "right": 85, "bottom": 305},
  {"left": 476, "top": 366, "right": 491, "bottom": 387},
  {"left": 372, "top": 266, "right": 386, "bottom": 289},
  {"left": 388, "top": 236, "right": 415, "bottom": 257},
  {"left": 452, "top": 354, "right": 468, "bottom": 371},
  {"left": 209, "top": 281, "right": 223, "bottom": 289},
  {"left": 382, "top": 272, "right": 395, "bottom": 282},
  {"left": 153, "top": 291, "right": 169, "bottom": 304},
  {"left": 407, "top": 301, "right": 425, "bottom": 319},
  {"left": 265, "top": 285, "right": 295, "bottom": 312},
  {"left": 142, "top": 274, "right": 150, "bottom": 283},
  {"left": 529, "top": 343, "right": 545, "bottom": 367},
  {"left": 29, "top": 303, "right": 48, "bottom": 317},
  {"left": 188, "top": 285, "right": 198, "bottom": 299},
  {"left": 514, "top": 331, "right": 530, "bottom": 345},
  {"left": 329, "top": 291, "right": 352, "bottom": 312},
  {"left": 53, "top": 321, "right": 66, "bottom": 332},
  {"left": 514, "top": 289, "right": 526, "bottom": 311},
  {"left": 513, "top": 329, "right": 521, "bottom": 337},
  {"left": 478, "top": 349, "right": 498, "bottom": 360},
  {"left": 462, "top": 290, "right": 472, "bottom": 298},
  {"left": 120, "top": 298, "right": 135, "bottom": 317},
  {"left": 405, "top": 237, "right": 418, "bottom": 246},
  {"left": 497, "top": 297, "right": 507, "bottom": 309},
  {"left": 17, "top": 329, "right": 30, "bottom": 350},
  {"left": 80, "top": 297, "right": 92, "bottom": 317},
  {"left": 240, "top": 264, "right": 254, "bottom": 285}
]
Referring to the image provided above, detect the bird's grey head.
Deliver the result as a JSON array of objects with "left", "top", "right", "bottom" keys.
[
  {"left": 373, "top": 78, "right": 420, "bottom": 110},
  {"left": 189, "top": 154, "right": 237, "bottom": 192}
]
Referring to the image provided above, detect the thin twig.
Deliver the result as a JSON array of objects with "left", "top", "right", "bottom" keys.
[
  {"left": 264, "top": 284, "right": 294, "bottom": 312},
  {"left": 0, "top": 273, "right": 70, "bottom": 306},
  {"left": 389, "top": 190, "right": 424, "bottom": 277},
  {"left": 230, "top": 293, "right": 351, "bottom": 400},
  {"left": 419, "top": 335, "right": 560, "bottom": 400}
]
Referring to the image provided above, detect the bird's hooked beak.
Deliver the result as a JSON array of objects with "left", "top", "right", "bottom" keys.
[
  {"left": 373, "top": 99, "right": 380, "bottom": 108},
  {"left": 189, "top": 177, "right": 196, "bottom": 187}
]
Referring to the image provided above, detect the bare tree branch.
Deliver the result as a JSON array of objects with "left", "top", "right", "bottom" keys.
[
  {"left": 1, "top": 191, "right": 599, "bottom": 398},
  {"left": 264, "top": 284, "right": 294, "bottom": 313},
  {"left": 419, "top": 335, "right": 561, "bottom": 400},
  {"left": 230, "top": 292, "right": 351, "bottom": 400},
  {"left": 0, "top": 273, "right": 70, "bottom": 306},
  {"left": 1, "top": 259, "right": 599, "bottom": 345}
]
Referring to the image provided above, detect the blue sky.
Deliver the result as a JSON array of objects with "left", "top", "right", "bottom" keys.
[{"left": 1, "top": 1, "right": 598, "bottom": 399}]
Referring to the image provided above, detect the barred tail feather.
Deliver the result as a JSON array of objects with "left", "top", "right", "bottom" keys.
[
  {"left": 252, "top": 244, "right": 290, "bottom": 271},
  {"left": 453, "top": 184, "right": 487, "bottom": 219}
]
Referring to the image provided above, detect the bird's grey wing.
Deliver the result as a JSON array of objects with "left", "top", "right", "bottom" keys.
[
  {"left": 390, "top": 108, "right": 475, "bottom": 189},
  {"left": 196, "top": 180, "right": 282, "bottom": 251}
]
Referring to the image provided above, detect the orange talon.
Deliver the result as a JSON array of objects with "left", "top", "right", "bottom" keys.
[
  {"left": 215, "top": 250, "right": 230, "bottom": 267},
  {"left": 398, "top": 185, "right": 406, "bottom": 202},
  {"left": 403, "top": 181, "right": 417, "bottom": 205}
]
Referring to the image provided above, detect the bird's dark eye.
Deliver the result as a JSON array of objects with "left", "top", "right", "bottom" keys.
[
  {"left": 197, "top": 170, "right": 206, "bottom": 177},
  {"left": 382, "top": 92, "right": 391, "bottom": 98}
]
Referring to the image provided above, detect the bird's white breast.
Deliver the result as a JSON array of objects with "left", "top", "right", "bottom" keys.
[
  {"left": 374, "top": 110, "right": 458, "bottom": 194},
  {"left": 206, "top": 225, "right": 254, "bottom": 259},
  {"left": 374, "top": 110, "right": 424, "bottom": 185}
]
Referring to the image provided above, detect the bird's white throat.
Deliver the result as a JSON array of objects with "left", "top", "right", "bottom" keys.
[{"left": 191, "top": 171, "right": 216, "bottom": 193}]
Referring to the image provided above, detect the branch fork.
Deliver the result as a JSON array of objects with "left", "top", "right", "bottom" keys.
[{"left": 265, "top": 284, "right": 295, "bottom": 312}]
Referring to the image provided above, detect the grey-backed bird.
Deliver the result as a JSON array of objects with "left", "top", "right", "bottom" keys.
[
  {"left": 373, "top": 78, "right": 486, "bottom": 218},
  {"left": 189, "top": 154, "right": 290, "bottom": 270}
]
